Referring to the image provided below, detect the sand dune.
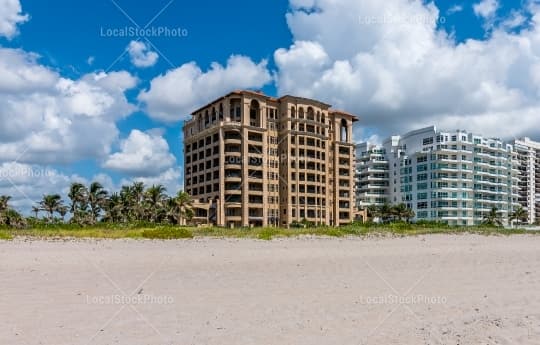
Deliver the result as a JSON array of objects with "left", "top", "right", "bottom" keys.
[{"left": 1, "top": 235, "right": 539, "bottom": 345}]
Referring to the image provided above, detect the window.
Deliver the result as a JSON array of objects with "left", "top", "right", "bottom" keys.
[
  {"left": 423, "top": 137, "right": 434, "bottom": 145},
  {"left": 417, "top": 183, "right": 428, "bottom": 190}
]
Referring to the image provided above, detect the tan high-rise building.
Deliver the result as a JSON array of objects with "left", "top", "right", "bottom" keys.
[{"left": 183, "top": 90, "right": 357, "bottom": 227}]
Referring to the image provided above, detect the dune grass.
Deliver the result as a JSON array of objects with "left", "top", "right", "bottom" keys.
[
  {"left": 0, "top": 221, "right": 535, "bottom": 241},
  {"left": 0, "top": 229, "right": 13, "bottom": 240}
]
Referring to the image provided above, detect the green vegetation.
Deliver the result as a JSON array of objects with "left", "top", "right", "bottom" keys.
[
  {"left": 0, "top": 182, "right": 536, "bottom": 241},
  {"left": 0, "top": 221, "right": 534, "bottom": 241},
  {"left": 142, "top": 227, "right": 193, "bottom": 240},
  {"left": 0, "top": 229, "right": 13, "bottom": 240}
]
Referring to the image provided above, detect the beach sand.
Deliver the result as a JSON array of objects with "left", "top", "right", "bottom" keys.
[{"left": 1, "top": 234, "right": 539, "bottom": 345}]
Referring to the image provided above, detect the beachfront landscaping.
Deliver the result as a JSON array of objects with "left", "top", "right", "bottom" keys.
[{"left": 0, "top": 221, "right": 534, "bottom": 241}]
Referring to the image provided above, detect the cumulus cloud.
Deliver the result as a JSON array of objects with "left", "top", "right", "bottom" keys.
[
  {"left": 0, "top": 0, "right": 28, "bottom": 39},
  {"left": 126, "top": 40, "right": 159, "bottom": 68},
  {"left": 103, "top": 129, "right": 176, "bottom": 177},
  {"left": 0, "top": 48, "right": 138, "bottom": 164},
  {"left": 274, "top": 0, "right": 540, "bottom": 140},
  {"left": 138, "top": 55, "right": 272, "bottom": 122},
  {"left": 473, "top": 0, "right": 499, "bottom": 19},
  {"left": 120, "top": 168, "right": 183, "bottom": 196},
  {"left": 0, "top": 162, "right": 83, "bottom": 213}
]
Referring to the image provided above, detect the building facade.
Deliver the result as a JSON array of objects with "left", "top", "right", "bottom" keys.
[
  {"left": 513, "top": 138, "right": 540, "bottom": 224},
  {"left": 183, "top": 90, "right": 358, "bottom": 228},
  {"left": 355, "top": 143, "right": 389, "bottom": 209},
  {"left": 356, "top": 126, "right": 521, "bottom": 226}
]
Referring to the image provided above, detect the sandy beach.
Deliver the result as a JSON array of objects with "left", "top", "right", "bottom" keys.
[{"left": 1, "top": 235, "right": 539, "bottom": 345}]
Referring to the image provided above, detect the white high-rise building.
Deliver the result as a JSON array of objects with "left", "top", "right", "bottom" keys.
[
  {"left": 356, "top": 126, "right": 521, "bottom": 226},
  {"left": 513, "top": 138, "right": 540, "bottom": 224},
  {"left": 355, "top": 143, "right": 389, "bottom": 209}
]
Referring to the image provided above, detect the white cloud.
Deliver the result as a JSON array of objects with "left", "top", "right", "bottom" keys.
[
  {"left": 138, "top": 55, "right": 272, "bottom": 122},
  {"left": 0, "top": 48, "right": 138, "bottom": 165},
  {"left": 126, "top": 40, "right": 159, "bottom": 68},
  {"left": 273, "top": 0, "right": 540, "bottom": 141},
  {"left": 447, "top": 5, "right": 464, "bottom": 15},
  {"left": 0, "top": 0, "right": 28, "bottom": 39},
  {"left": 121, "top": 168, "right": 182, "bottom": 196},
  {"left": 87, "top": 56, "right": 95, "bottom": 65},
  {"left": 0, "top": 162, "right": 82, "bottom": 213},
  {"left": 501, "top": 10, "right": 527, "bottom": 30},
  {"left": 103, "top": 129, "right": 176, "bottom": 177},
  {"left": 473, "top": 0, "right": 499, "bottom": 19}
]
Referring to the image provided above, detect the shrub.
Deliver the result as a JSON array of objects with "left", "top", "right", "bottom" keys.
[
  {"left": 258, "top": 228, "right": 279, "bottom": 240},
  {"left": 141, "top": 227, "right": 193, "bottom": 239}
]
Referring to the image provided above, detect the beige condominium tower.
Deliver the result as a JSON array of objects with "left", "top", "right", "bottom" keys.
[{"left": 183, "top": 90, "right": 358, "bottom": 228}]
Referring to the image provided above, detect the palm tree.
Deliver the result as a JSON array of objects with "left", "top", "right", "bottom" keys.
[
  {"left": 0, "top": 195, "right": 12, "bottom": 226},
  {"left": 144, "top": 185, "right": 167, "bottom": 222},
  {"left": 0, "top": 195, "right": 11, "bottom": 213},
  {"left": 509, "top": 206, "right": 528, "bottom": 227},
  {"left": 88, "top": 182, "right": 108, "bottom": 223},
  {"left": 171, "top": 191, "right": 193, "bottom": 225},
  {"left": 483, "top": 207, "right": 503, "bottom": 227},
  {"left": 391, "top": 203, "right": 409, "bottom": 222},
  {"left": 31, "top": 206, "right": 40, "bottom": 219},
  {"left": 2, "top": 209, "right": 26, "bottom": 228},
  {"left": 39, "top": 194, "right": 64, "bottom": 222},
  {"left": 130, "top": 182, "right": 146, "bottom": 221},
  {"left": 104, "top": 193, "right": 123, "bottom": 223},
  {"left": 68, "top": 183, "right": 87, "bottom": 213},
  {"left": 379, "top": 203, "right": 393, "bottom": 223},
  {"left": 403, "top": 207, "right": 415, "bottom": 223},
  {"left": 366, "top": 204, "right": 381, "bottom": 222},
  {"left": 68, "top": 182, "right": 88, "bottom": 224}
]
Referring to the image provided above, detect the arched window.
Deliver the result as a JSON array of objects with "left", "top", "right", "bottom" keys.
[
  {"left": 340, "top": 119, "right": 348, "bottom": 142},
  {"left": 205, "top": 110, "right": 209, "bottom": 125},
  {"left": 299, "top": 107, "right": 304, "bottom": 119},
  {"left": 321, "top": 113, "right": 326, "bottom": 124},
  {"left": 211, "top": 107, "right": 217, "bottom": 122},
  {"left": 250, "top": 100, "right": 260, "bottom": 126},
  {"left": 291, "top": 107, "right": 296, "bottom": 118},
  {"left": 307, "top": 107, "right": 315, "bottom": 121},
  {"left": 219, "top": 103, "right": 224, "bottom": 120}
]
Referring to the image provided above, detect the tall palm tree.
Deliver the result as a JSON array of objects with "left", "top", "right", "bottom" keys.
[
  {"left": 144, "top": 185, "right": 167, "bottom": 222},
  {"left": 88, "top": 182, "right": 108, "bottom": 223},
  {"left": 483, "top": 207, "right": 503, "bottom": 227},
  {"left": 509, "top": 206, "right": 528, "bottom": 227},
  {"left": 68, "top": 182, "right": 87, "bottom": 213},
  {"left": 39, "top": 194, "right": 64, "bottom": 222},
  {"left": 119, "top": 185, "right": 133, "bottom": 221},
  {"left": 171, "top": 191, "right": 193, "bottom": 225},
  {"left": 68, "top": 182, "right": 88, "bottom": 224},
  {"left": 104, "top": 193, "right": 123, "bottom": 223},
  {"left": 131, "top": 182, "right": 145, "bottom": 221}
]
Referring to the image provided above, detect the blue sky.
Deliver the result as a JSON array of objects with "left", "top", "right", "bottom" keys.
[{"left": 1, "top": 0, "right": 539, "bottom": 211}]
